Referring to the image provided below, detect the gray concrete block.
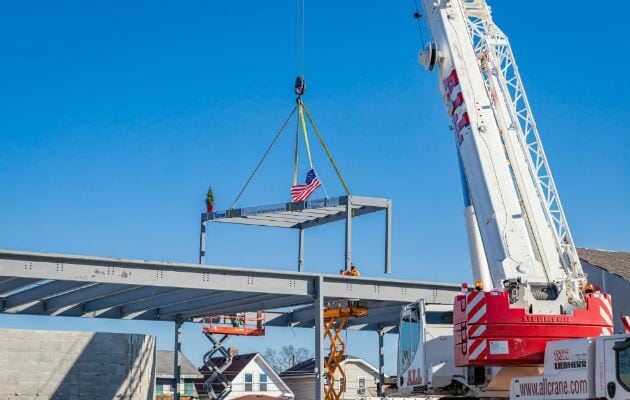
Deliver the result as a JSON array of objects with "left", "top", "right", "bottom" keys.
[{"left": 0, "top": 329, "right": 155, "bottom": 400}]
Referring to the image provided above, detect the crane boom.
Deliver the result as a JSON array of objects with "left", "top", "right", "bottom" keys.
[
  {"left": 415, "top": 0, "right": 612, "bottom": 368},
  {"left": 419, "top": 0, "right": 585, "bottom": 312}
]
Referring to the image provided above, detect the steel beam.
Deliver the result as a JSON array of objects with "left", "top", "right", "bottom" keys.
[
  {"left": 298, "top": 228, "right": 304, "bottom": 272},
  {"left": 0, "top": 277, "right": 42, "bottom": 296},
  {"left": 346, "top": 304, "right": 403, "bottom": 327},
  {"left": 321, "top": 277, "right": 458, "bottom": 303},
  {"left": 0, "top": 249, "right": 460, "bottom": 324},
  {"left": 44, "top": 283, "right": 138, "bottom": 313},
  {"left": 82, "top": 286, "right": 180, "bottom": 313},
  {"left": 298, "top": 204, "right": 375, "bottom": 230},
  {"left": 351, "top": 196, "right": 390, "bottom": 208},
  {"left": 0, "top": 250, "right": 315, "bottom": 297},
  {"left": 120, "top": 289, "right": 216, "bottom": 316},
  {"left": 345, "top": 195, "right": 352, "bottom": 270},
  {"left": 199, "top": 218, "right": 206, "bottom": 265},
  {"left": 3, "top": 280, "right": 87, "bottom": 311},
  {"left": 385, "top": 200, "right": 392, "bottom": 274},
  {"left": 172, "top": 293, "right": 303, "bottom": 320},
  {"left": 314, "top": 276, "right": 324, "bottom": 400},
  {"left": 133, "top": 291, "right": 273, "bottom": 320},
  {"left": 378, "top": 328, "right": 385, "bottom": 397},
  {"left": 178, "top": 294, "right": 312, "bottom": 320},
  {"left": 289, "top": 305, "right": 315, "bottom": 324},
  {"left": 173, "top": 317, "right": 183, "bottom": 400}
]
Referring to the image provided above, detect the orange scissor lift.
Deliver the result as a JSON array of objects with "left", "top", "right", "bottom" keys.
[
  {"left": 201, "top": 312, "right": 266, "bottom": 400},
  {"left": 323, "top": 300, "right": 368, "bottom": 400}
]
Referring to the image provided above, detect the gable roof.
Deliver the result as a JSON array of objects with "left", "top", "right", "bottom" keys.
[
  {"left": 156, "top": 350, "right": 203, "bottom": 379},
  {"left": 197, "top": 353, "right": 292, "bottom": 396},
  {"left": 280, "top": 355, "right": 380, "bottom": 378},
  {"left": 578, "top": 248, "right": 630, "bottom": 281}
]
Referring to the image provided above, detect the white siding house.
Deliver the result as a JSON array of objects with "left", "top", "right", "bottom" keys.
[
  {"left": 280, "top": 356, "right": 382, "bottom": 400},
  {"left": 197, "top": 353, "right": 293, "bottom": 400},
  {"left": 156, "top": 350, "right": 203, "bottom": 399}
]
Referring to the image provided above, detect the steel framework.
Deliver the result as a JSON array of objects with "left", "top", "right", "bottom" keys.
[
  {"left": 200, "top": 195, "right": 392, "bottom": 273},
  {"left": 0, "top": 248, "right": 459, "bottom": 400}
]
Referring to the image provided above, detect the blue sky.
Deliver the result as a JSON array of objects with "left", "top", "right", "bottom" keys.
[{"left": 0, "top": 1, "right": 628, "bottom": 375}]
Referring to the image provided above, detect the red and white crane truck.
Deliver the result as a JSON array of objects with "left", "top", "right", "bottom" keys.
[{"left": 397, "top": 0, "right": 630, "bottom": 398}]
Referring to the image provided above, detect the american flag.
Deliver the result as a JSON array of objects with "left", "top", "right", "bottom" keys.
[{"left": 291, "top": 169, "right": 321, "bottom": 202}]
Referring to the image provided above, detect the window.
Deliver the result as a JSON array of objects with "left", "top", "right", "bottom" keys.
[
  {"left": 244, "top": 373, "right": 253, "bottom": 391},
  {"left": 357, "top": 377, "right": 366, "bottom": 395},
  {"left": 617, "top": 341, "right": 630, "bottom": 391},
  {"left": 425, "top": 311, "right": 453, "bottom": 325},
  {"left": 398, "top": 308, "right": 421, "bottom": 376},
  {"left": 337, "top": 377, "right": 344, "bottom": 390},
  {"left": 183, "top": 381, "right": 194, "bottom": 396},
  {"left": 156, "top": 384, "right": 164, "bottom": 395},
  {"left": 259, "top": 373, "right": 268, "bottom": 391}
]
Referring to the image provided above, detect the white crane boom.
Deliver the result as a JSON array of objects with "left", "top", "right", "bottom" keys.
[{"left": 419, "top": 0, "right": 585, "bottom": 312}]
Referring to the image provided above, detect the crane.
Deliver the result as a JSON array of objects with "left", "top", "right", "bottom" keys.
[
  {"left": 395, "top": 1, "right": 618, "bottom": 395},
  {"left": 396, "top": 1, "right": 626, "bottom": 397}
]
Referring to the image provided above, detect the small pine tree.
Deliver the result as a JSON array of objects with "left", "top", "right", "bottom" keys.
[{"left": 205, "top": 186, "right": 215, "bottom": 206}]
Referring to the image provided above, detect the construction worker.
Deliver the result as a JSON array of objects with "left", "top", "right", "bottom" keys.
[{"left": 340, "top": 263, "right": 360, "bottom": 277}]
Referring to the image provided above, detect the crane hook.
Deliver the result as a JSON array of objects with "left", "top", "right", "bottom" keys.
[{"left": 294, "top": 76, "right": 306, "bottom": 98}]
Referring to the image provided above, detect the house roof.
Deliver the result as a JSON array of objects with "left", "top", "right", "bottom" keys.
[
  {"left": 280, "top": 355, "right": 380, "bottom": 378},
  {"left": 199, "top": 353, "right": 258, "bottom": 379},
  {"left": 197, "top": 353, "right": 292, "bottom": 396},
  {"left": 156, "top": 350, "right": 203, "bottom": 379},
  {"left": 578, "top": 248, "right": 630, "bottom": 281}
]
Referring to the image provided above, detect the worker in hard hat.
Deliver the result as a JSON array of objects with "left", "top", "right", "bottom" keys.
[{"left": 340, "top": 263, "right": 360, "bottom": 277}]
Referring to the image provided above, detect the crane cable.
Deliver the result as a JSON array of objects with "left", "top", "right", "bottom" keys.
[
  {"left": 302, "top": 103, "right": 350, "bottom": 196},
  {"left": 230, "top": 106, "right": 297, "bottom": 210},
  {"left": 231, "top": 0, "right": 347, "bottom": 208},
  {"left": 296, "top": 0, "right": 305, "bottom": 78},
  {"left": 413, "top": 0, "right": 426, "bottom": 47},
  {"left": 293, "top": 110, "right": 300, "bottom": 186},
  {"left": 298, "top": 99, "right": 314, "bottom": 170}
]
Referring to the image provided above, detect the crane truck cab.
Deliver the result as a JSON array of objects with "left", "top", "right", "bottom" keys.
[
  {"left": 397, "top": 299, "right": 466, "bottom": 396},
  {"left": 510, "top": 335, "right": 630, "bottom": 400}
]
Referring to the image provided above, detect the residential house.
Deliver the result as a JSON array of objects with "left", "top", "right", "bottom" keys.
[
  {"left": 280, "top": 355, "right": 382, "bottom": 400},
  {"left": 196, "top": 353, "right": 293, "bottom": 400},
  {"left": 578, "top": 248, "right": 630, "bottom": 332},
  {"left": 156, "top": 350, "right": 203, "bottom": 400}
]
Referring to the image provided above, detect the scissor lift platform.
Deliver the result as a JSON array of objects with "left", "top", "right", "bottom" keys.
[
  {"left": 202, "top": 313, "right": 266, "bottom": 336},
  {"left": 201, "top": 312, "right": 267, "bottom": 400}
]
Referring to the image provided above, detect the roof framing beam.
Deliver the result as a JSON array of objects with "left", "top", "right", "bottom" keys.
[
  {"left": 0, "top": 250, "right": 315, "bottom": 297},
  {"left": 0, "top": 277, "right": 42, "bottom": 296},
  {"left": 2, "top": 280, "right": 88, "bottom": 311},
  {"left": 0, "top": 249, "right": 461, "bottom": 325}
]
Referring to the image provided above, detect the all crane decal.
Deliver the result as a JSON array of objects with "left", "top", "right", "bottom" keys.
[{"left": 443, "top": 69, "right": 470, "bottom": 145}]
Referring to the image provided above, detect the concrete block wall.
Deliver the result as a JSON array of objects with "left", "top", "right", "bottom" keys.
[{"left": 0, "top": 329, "right": 156, "bottom": 400}]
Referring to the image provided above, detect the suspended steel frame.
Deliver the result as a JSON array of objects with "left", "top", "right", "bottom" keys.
[{"left": 200, "top": 195, "right": 393, "bottom": 273}]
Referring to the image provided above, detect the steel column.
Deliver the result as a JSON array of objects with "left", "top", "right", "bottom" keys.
[
  {"left": 298, "top": 227, "right": 305, "bottom": 272},
  {"left": 385, "top": 200, "right": 392, "bottom": 274},
  {"left": 345, "top": 195, "right": 352, "bottom": 270},
  {"left": 199, "top": 218, "right": 206, "bottom": 265},
  {"left": 173, "top": 317, "right": 183, "bottom": 400},
  {"left": 314, "top": 277, "right": 325, "bottom": 400},
  {"left": 378, "top": 328, "right": 385, "bottom": 397}
]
